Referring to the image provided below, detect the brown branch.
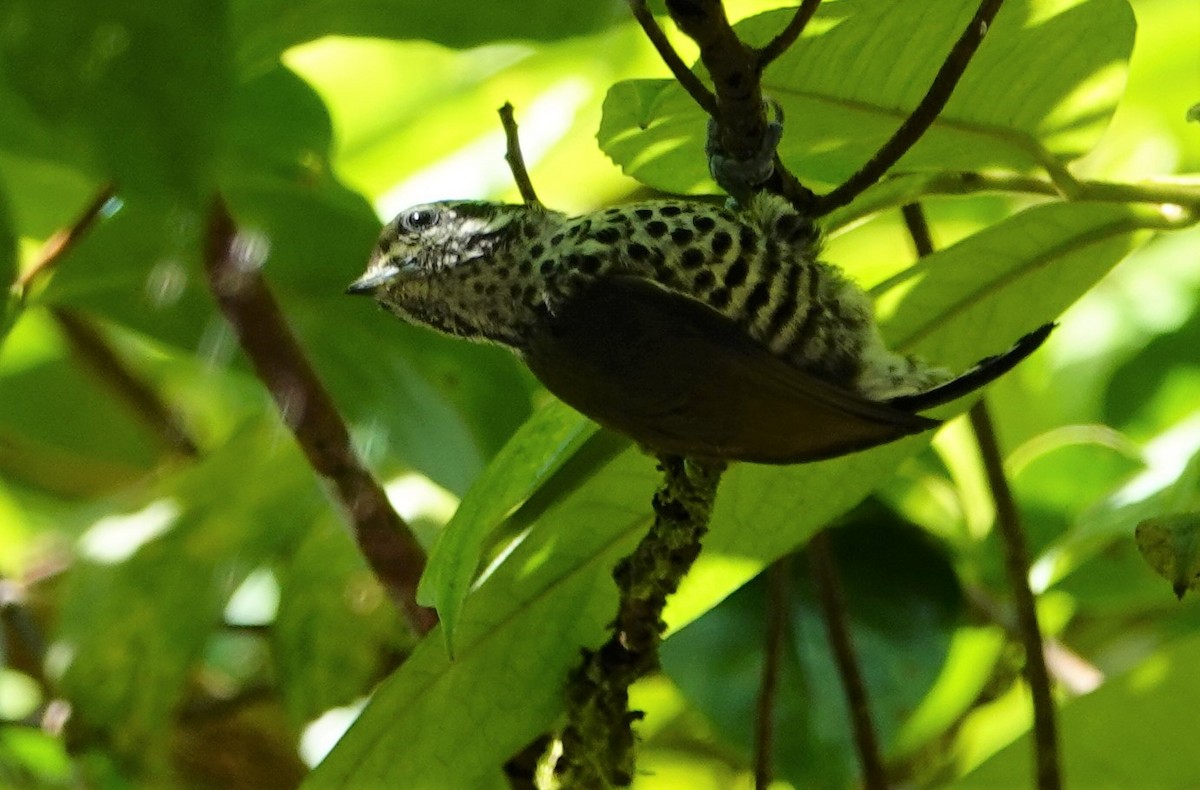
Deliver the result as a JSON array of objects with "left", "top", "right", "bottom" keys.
[
  {"left": 815, "top": 0, "right": 1006, "bottom": 215},
  {"left": 657, "top": 0, "right": 818, "bottom": 211},
  {"left": 556, "top": 455, "right": 726, "bottom": 787},
  {"left": 628, "top": 0, "right": 717, "bottom": 114},
  {"left": 52, "top": 307, "right": 199, "bottom": 457},
  {"left": 15, "top": 183, "right": 117, "bottom": 295},
  {"left": 202, "top": 196, "right": 437, "bottom": 637},
  {"left": 807, "top": 531, "right": 888, "bottom": 790},
  {"left": 970, "top": 403, "right": 1061, "bottom": 790},
  {"left": 753, "top": 558, "right": 790, "bottom": 790},
  {"left": 755, "top": 0, "right": 823, "bottom": 67},
  {"left": 498, "top": 103, "right": 542, "bottom": 206}
]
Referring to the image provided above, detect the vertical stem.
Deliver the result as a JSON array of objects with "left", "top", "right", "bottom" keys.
[
  {"left": 969, "top": 403, "right": 1061, "bottom": 790},
  {"left": 807, "top": 531, "right": 888, "bottom": 789},
  {"left": 753, "top": 558, "right": 790, "bottom": 790}
]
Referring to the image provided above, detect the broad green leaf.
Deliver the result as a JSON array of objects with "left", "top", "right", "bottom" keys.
[
  {"left": 231, "top": 0, "right": 627, "bottom": 72},
  {"left": 876, "top": 202, "right": 1171, "bottom": 368},
  {"left": 664, "top": 515, "right": 962, "bottom": 789},
  {"left": 417, "top": 397, "right": 597, "bottom": 655},
  {"left": 600, "top": 0, "right": 1134, "bottom": 194},
  {"left": 1134, "top": 513, "right": 1200, "bottom": 599},
  {"left": 953, "top": 631, "right": 1200, "bottom": 787},
  {"left": 308, "top": 436, "right": 928, "bottom": 788},
  {"left": 0, "top": 0, "right": 231, "bottom": 200},
  {"left": 57, "top": 423, "right": 317, "bottom": 772}
]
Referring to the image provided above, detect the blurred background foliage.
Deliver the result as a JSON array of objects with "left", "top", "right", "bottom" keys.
[{"left": 0, "top": 0, "right": 1197, "bottom": 787}]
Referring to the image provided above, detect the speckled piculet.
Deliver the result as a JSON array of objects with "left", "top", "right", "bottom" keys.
[{"left": 348, "top": 193, "right": 1051, "bottom": 463}]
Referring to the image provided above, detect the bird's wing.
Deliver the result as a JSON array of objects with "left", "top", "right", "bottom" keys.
[{"left": 522, "top": 275, "right": 938, "bottom": 464}]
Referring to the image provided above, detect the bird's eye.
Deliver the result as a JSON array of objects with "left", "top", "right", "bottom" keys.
[{"left": 402, "top": 208, "right": 439, "bottom": 232}]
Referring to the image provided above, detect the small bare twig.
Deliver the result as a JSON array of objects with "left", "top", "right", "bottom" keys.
[
  {"left": 498, "top": 104, "right": 542, "bottom": 206},
  {"left": 753, "top": 558, "right": 790, "bottom": 790},
  {"left": 807, "top": 531, "right": 888, "bottom": 789},
  {"left": 556, "top": 455, "right": 726, "bottom": 787},
  {"left": 202, "top": 197, "right": 437, "bottom": 637},
  {"left": 628, "top": 0, "right": 718, "bottom": 114},
  {"left": 900, "top": 202, "right": 936, "bottom": 258},
  {"left": 15, "top": 183, "right": 117, "bottom": 295},
  {"left": 52, "top": 308, "right": 200, "bottom": 457},
  {"left": 755, "top": 0, "right": 823, "bottom": 67},
  {"left": 970, "top": 404, "right": 1061, "bottom": 790},
  {"left": 815, "top": 0, "right": 1006, "bottom": 215}
]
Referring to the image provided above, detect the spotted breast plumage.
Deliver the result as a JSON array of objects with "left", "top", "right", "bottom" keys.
[{"left": 348, "top": 192, "right": 1051, "bottom": 463}]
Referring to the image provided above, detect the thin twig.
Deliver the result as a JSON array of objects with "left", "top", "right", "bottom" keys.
[
  {"left": 753, "top": 558, "right": 790, "bottom": 790},
  {"left": 52, "top": 307, "right": 200, "bottom": 457},
  {"left": 970, "top": 403, "right": 1061, "bottom": 790},
  {"left": 556, "top": 455, "right": 726, "bottom": 787},
  {"left": 627, "top": 0, "right": 717, "bottom": 114},
  {"left": 755, "top": 0, "right": 823, "bottom": 67},
  {"left": 815, "top": 0, "right": 1006, "bottom": 216},
  {"left": 15, "top": 183, "right": 117, "bottom": 295},
  {"left": 202, "top": 196, "right": 437, "bottom": 637},
  {"left": 807, "top": 531, "right": 888, "bottom": 790},
  {"left": 901, "top": 202, "right": 1060, "bottom": 786},
  {"left": 498, "top": 103, "right": 542, "bottom": 206},
  {"left": 900, "top": 202, "right": 935, "bottom": 258}
]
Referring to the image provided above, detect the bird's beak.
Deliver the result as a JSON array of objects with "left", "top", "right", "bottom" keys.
[{"left": 345, "top": 265, "right": 400, "bottom": 296}]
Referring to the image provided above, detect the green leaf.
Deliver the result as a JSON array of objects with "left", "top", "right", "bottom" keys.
[
  {"left": 417, "top": 397, "right": 597, "bottom": 655},
  {"left": 1134, "top": 513, "right": 1200, "bottom": 599},
  {"left": 953, "top": 630, "right": 1200, "bottom": 787},
  {"left": 0, "top": 0, "right": 231, "bottom": 200},
  {"left": 876, "top": 202, "right": 1167, "bottom": 369},
  {"left": 308, "top": 435, "right": 932, "bottom": 787},
  {"left": 663, "top": 514, "right": 962, "bottom": 789},
  {"left": 600, "top": 0, "right": 1135, "bottom": 194},
  {"left": 231, "top": 0, "right": 628, "bottom": 72}
]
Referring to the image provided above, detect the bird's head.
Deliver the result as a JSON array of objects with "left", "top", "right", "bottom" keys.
[{"left": 347, "top": 201, "right": 525, "bottom": 297}]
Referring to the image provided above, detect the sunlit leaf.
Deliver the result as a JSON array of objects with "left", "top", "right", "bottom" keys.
[
  {"left": 417, "top": 397, "right": 597, "bottom": 655},
  {"left": 954, "top": 631, "right": 1200, "bottom": 787}
]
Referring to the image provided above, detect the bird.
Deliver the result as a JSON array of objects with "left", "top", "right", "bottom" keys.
[{"left": 347, "top": 192, "right": 1051, "bottom": 464}]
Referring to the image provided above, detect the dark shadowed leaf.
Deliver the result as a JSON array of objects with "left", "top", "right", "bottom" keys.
[{"left": 664, "top": 513, "right": 962, "bottom": 789}]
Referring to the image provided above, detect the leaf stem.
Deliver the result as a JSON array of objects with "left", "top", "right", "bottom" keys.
[
  {"left": 202, "top": 196, "right": 437, "bottom": 637},
  {"left": 14, "top": 183, "right": 117, "bottom": 296},
  {"left": 52, "top": 307, "right": 199, "bottom": 458},
  {"left": 807, "top": 531, "right": 889, "bottom": 789},
  {"left": 753, "top": 558, "right": 789, "bottom": 790}
]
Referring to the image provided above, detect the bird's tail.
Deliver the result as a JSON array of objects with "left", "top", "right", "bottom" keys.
[{"left": 886, "top": 324, "right": 1055, "bottom": 412}]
